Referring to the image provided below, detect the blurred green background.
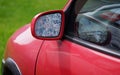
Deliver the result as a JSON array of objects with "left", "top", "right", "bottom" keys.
[{"left": 0, "top": 0, "right": 67, "bottom": 74}]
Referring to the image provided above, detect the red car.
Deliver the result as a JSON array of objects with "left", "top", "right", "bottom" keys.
[{"left": 2, "top": 0, "right": 120, "bottom": 75}]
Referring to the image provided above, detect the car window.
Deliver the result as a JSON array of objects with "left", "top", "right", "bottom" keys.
[
  {"left": 76, "top": 15, "right": 108, "bottom": 44},
  {"left": 76, "top": 0, "right": 120, "bottom": 51}
]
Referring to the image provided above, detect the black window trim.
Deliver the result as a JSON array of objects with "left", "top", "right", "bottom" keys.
[{"left": 64, "top": 35, "right": 120, "bottom": 58}]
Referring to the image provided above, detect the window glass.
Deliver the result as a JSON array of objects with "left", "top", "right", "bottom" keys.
[
  {"left": 76, "top": 0, "right": 120, "bottom": 50},
  {"left": 81, "top": 0, "right": 120, "bottom": 12},
  {"left": 77, "top": 15, "right": 108, "bottom": 44}
]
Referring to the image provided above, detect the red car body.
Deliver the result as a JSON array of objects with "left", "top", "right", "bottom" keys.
[{"left": 2, "top": 0, "right": 120, "bottom": 75}]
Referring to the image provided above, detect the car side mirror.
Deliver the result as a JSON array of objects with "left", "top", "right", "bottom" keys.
[{"left": 31, "top": 10, "right": 65, "bottom": 40}]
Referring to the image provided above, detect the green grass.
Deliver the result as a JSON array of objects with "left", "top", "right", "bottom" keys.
[{"left": 0, "top": 0, "right": 67, "bottom": 74}]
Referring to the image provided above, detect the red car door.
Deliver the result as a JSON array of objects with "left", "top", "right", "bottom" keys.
[
  {"left": 35, "top": 0, "right": 120, "bottom": 75},
  {"left": 36, "top": 39, "right": 120, "bottom": 75}
]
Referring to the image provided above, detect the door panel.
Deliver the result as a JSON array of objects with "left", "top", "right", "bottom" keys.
[{"left": 36, "top": 40, "right": 120, "bottom": 75}]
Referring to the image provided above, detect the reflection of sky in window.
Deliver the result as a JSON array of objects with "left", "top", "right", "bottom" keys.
[
  {"left": 79, "top": 18, "right": 94, "bottom": 32},
  {"left": 110, "top": 8, "right": 120, "bottom": 14},
  {"left": 79, "top": 17, "right": 106, "bottom": 33}
]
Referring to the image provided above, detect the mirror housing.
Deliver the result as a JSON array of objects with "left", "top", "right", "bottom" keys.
[{"left": 31, "top": 10, "right": 65, "bottom": 40}]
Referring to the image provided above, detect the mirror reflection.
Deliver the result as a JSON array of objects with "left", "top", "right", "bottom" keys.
[
  {"left": 77, "top": 15, "right": 108, "bottom": 44},
  {"left": 35, "top": 13, "right": 62, "bottom": 37}
]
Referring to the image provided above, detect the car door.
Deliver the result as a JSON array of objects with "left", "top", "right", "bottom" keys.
[
  {"left": 36, "top": 0, "right": 120, "bottom": 75},
  {"left": 36, "top": 39, "right": 120, "bottom": 75}
]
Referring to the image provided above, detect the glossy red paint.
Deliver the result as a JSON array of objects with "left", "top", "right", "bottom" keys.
[
  {"left": 31, "top": 10, "right": 65, "bottom": 40},
  {"left": 36, "top": 40, "right": 120, "bottom": 75},
  {"left": 4, "top": 24, "right": 43, "bottom": 75}
]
